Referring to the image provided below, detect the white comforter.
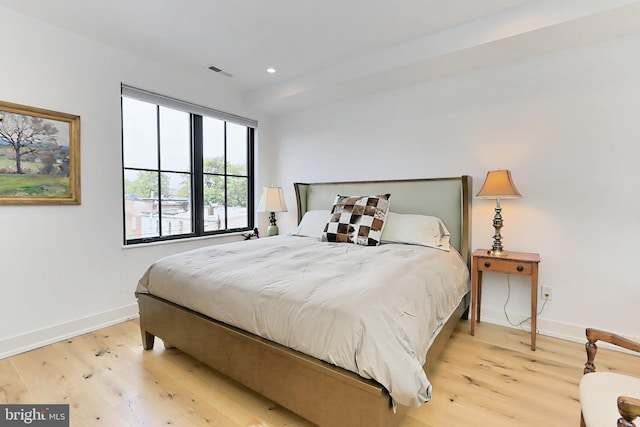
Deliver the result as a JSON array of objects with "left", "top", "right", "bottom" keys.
[{"left": 136, "top": 235, "right": 469, "bottom": 406}]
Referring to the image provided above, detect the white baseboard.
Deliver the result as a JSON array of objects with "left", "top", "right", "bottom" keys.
[
  {"left": 475, "top": 307, "right": 640, "bottom": 354},
  {"left": 0, "top": 304, "right": 139, "bottom": 360}
]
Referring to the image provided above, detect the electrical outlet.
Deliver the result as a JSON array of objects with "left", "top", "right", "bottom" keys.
[{"left": 541, "top": 286, "right": 552, "bottom": 301}]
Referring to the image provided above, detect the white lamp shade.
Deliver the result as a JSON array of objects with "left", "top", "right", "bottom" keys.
[{"left": 257, "top": 187, "right": 288, "bottom": 212}]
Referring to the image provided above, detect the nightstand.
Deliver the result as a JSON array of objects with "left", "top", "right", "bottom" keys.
[{"left": 470, "top": 249, "right": 541, "bottom": 350}]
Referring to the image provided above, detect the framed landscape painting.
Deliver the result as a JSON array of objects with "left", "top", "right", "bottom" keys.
[{"left": 0, "top": 100, "right": 80, "bottom": 204}]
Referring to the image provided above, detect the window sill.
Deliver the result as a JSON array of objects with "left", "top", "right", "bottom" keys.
[{"left": 121, "top": 231, "right": 247, "bottom": 249}]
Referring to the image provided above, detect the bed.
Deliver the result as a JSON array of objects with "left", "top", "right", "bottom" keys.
[{"left": 135, "top": 176, "right": 471, "bottom": 427}]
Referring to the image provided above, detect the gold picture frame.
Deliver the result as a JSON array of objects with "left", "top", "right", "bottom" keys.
[{"left": 0, "top": 100, "right": 80, "bottom": 205}]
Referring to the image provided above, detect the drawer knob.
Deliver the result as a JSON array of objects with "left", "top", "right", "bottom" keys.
[
  {"left": 517, "top": 265, "right": 524, "bottom": 272},
  {"left": 484, "top": 261, "right": 491, "bottom": 268}
]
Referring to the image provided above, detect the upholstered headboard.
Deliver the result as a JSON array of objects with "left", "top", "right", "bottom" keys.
[{"left": 294, "top": 176, "right": 472, "bottom": 266}]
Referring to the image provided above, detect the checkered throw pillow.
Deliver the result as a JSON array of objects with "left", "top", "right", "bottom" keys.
[{"left": 322, "top": 194, "right": 391, "bottom": 246}]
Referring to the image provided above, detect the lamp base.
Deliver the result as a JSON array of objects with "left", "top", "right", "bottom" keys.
[
  {"left": 487, "top": 248, "right": 509, "bottom": 257},
  {"left": 488, "top": 199, "right": 509, "bottom": 257},
  {"left": 267, "top": 224, "right": 279, "bottom": 236}
]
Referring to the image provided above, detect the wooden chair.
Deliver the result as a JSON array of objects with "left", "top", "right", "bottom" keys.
[{"left": 579, "top": 328, "right": 640, "bottom": 427}]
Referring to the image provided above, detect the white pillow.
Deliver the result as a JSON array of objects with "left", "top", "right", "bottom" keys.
[
  {"left": 381, "top": 212, "right": 451, "bottom": 251},
  {"left": 289, "top": 210, "right": 331, "bottom": 239}
]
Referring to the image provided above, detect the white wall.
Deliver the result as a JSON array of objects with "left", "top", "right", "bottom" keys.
[
  {"left": 0, "top": 7, "right": 274, "bottom": 358},
  {"left": 271, "top": 33, "right": 640, "bottom": 343}
]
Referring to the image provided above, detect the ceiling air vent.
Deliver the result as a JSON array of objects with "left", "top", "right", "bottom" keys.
[{"left": 208, "top": 65, "right": 232, "bottom": 77}]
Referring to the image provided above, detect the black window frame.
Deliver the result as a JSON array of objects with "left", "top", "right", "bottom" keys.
[{"left": 121, "top": 85, "right": 256, "bottom": 245}]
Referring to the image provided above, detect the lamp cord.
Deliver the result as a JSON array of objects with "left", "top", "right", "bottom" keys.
[{"left": 503, "top": 275, "right": 548, "bottom": 334}]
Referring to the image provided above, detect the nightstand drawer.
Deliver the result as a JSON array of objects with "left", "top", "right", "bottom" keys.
[{"left": 477, "top": 258, "right": 532, "bottom": 275}]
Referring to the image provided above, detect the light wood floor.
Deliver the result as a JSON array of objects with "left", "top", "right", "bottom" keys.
[{"left": 1, "top": 319, "right": 637, "bottom": 426}]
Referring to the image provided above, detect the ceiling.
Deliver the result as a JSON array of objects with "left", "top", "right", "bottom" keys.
[{"left": 2, "top": 0, "right": 640, "bottom": 114}]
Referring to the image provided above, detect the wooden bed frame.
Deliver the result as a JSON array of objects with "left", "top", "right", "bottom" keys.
[{"left": 136, "top": 176, "right": 471, "bottom": 427}]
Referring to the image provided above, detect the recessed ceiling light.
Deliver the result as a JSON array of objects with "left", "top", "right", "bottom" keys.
[{"left": 266, "top": 67, "right": 276, "bottom": 74}]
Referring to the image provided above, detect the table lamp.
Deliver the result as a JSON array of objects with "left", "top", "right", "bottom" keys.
[
  {"left": 476, "top": 170, "right": 521, "bottom": 256},
  {"left": 257, "top": 186, "right": 288, "bottom": 236}
]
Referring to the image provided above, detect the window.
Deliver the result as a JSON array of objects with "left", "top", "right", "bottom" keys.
[{"left": 121, "top": 85, "right": 256, "bottom": 245}]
